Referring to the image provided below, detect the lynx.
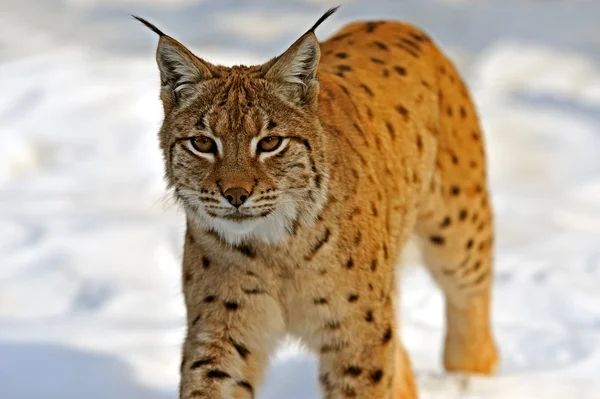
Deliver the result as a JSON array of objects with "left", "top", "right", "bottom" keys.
[{"left": 136, "top": 7, "right": 498, "bottom": 399}]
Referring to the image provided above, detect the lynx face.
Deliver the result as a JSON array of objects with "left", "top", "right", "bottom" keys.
[{"left": 152, "top": 31, "right": 329, "bottom": 245}]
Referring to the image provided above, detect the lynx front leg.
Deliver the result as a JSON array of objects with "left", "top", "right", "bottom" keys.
[
  {"left": 316, "top": 296, "right": 416, "bottom": 399},
  {"left": 180, "top": 234, "right": 285, "bottom": 399}
]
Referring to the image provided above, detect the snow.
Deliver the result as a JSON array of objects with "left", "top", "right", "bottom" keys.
[{"left": 1, "top": 0, "right": 600, "bottom": 398}]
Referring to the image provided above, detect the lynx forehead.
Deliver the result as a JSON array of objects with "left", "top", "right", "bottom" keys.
[{"left": 137, "top": 6, "right": 498, "bottom": 399}]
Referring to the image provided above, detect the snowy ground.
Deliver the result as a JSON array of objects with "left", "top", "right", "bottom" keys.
[{"left": 1, "top": 1, "right": 600, "bottom": 398}]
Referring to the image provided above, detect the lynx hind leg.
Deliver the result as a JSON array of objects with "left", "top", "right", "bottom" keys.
[
  {"left": 415, "top": 55, "right": 498, "bottom": 375},
  {"left": 392, "top": 344, "right": 417, "bottom": 399},
  {"left": 417, "top": 176, "right": 498, "bottom": 375}
]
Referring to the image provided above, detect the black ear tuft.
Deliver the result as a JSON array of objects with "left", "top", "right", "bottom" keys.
[
  {"left": 307, "top": 6, "right": 340, "bottom": 34},
  {"left": 132, "top": 15, "right": 166, "bottom": 37}
]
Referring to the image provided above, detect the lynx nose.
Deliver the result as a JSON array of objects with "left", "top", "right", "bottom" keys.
[{"left": 223, "top": 187, "right": 250, "bottom": 207}]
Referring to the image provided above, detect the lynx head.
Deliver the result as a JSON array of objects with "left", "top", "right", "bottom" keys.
[{"left": 136, "top": 8, "right": 338, "bottom": 245}]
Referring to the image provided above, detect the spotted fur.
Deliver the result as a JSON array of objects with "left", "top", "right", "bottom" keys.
[{"left": 138, "top": 8, "right": 498, "bottom": 399}]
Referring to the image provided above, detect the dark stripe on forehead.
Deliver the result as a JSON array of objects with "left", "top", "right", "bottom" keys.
[{"left": 195, "top": 111, "right": 208, "bottom": 129}]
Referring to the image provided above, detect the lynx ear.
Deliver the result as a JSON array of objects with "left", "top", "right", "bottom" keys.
[
  {"left": 134, "top": 16, "right": 214, "bottom": 107},
  {"left": 264, "top": 33, "right": 321, "bottom": 106},
  {"left": 263, "top": 7, "right": 339, "bottom": 107},
  {"left": 156, "top": 37, "right": 214, "bottom": 100}
]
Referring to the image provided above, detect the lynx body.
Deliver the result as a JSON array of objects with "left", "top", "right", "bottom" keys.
[{"left": 137, "top": 8, "right": 498, "bottom": 398}]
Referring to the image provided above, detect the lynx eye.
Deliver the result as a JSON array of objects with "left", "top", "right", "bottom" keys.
[
  {"left": 189, "top": 136, "right": 217, "bottom": 154},
  {"left": 257, "top": 136, "right": 283, "bottom": 152}
]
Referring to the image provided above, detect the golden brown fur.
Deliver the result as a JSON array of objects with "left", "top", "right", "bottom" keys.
[{"left": 138, "top": 9, "right": 498, "bottom": 399}]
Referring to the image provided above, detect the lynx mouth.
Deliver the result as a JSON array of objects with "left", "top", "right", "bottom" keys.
[{"left": 219, "top": 209, "right": 273, "bottom": 222}]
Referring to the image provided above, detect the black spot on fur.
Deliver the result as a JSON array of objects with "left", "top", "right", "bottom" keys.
[
  {"left": 460, "top": 106, "right": 467, "bottom": 118},
  {"left": 371, "top": 259, "right": 377, "bottom": 271},
  {"left": 335, "top": 52, "right": 349, "bottom": 59},
  {"left": 395, "top": 105, "right": 409, "bottom": 119},
  {"left": 305, "top": 228, "right": 331, "bottom": 261},
  {"left": 225, "top": 301, "right": 239, "bottom": 310},
  {"left": 360, "top": 83, "right": 374, "bottom": 97},
  {"left": 190, "top": 357, "right": 214, "bottom": 369},
  {"left": 459, "top": 209, "right": 468, "bottom": 221},
  {"left": 409, "top": 32, "right": 427, "bottom": 42},
  {"left": 268, "top": 120, "right": 277, "bottom": 129},
  {"left": 319, "top": 373, "right": 333, "bottom": 391},
  {"left": 243, "top": 287, "right": 266, "bottom": 295},
  {"left": 372, "top": 41, "right": 389, "bottom": 50},
  {"left": 394, "top": 65, "right": 407, "bottom": 76},
  {"left": 236, "top": 245, "right": 256, "bottom": 258},
  {"left": 430, "top": 235, "right": 445, "bottom": 245},
  {"left": 236, "top": 380, "right": 254, "bottom": 395},
  {"left": 371, "top": 202, "right": 378, "bottom": 216},
  {"left": 386, "top": 121, "right": 396, "bottom": 140},
  {"left": 370, "top": 57, "right": 385, "bottom": 64},
  {"left": 400, "top": 38, "right": 421, "bottom": 51},
  {"left": 370, "top": 369, "right": 384, "bottom": 383},
  {"left": 440, "top": 216, "right": 451, "bottom": 228},
  {"left": 375, "top": 136, "right": 382, "bottom": 150},
  {"left": 338, "top": 64, "right": 352, "bottom": 72},
  {"left": 346, "top": 258, "right": 354, "bottom": 269},
  {"left": 382, "top": 327, "right": 393, "bottom": 344},
  {"left": 450, "top": 186, "right": 460, "bottom": 196},
  {"left": 332, "top": 32, "right": 352, "bottom": 41},
  {"left": 344, "top": 366, "right": 363, "bottom": 377},
  {"left": 466, "top": 239, "right": 474, "bottom": 249},
  {"left": 314, "top": 297, "right": 328, "bottom": 305},
  {"left": 315, "top": 173, "right": 322, "bottom": 188},
  {"left": 201, "top": 256, "right": 210, "bottom": 269},
  {"left": 230, "top": 338, "right": 250, "bottom": 359},
  {"left": 207, "top": 369, "right": 230, "bottom": 379},
  {"left": 320, "top": 342, "right": 347, "bottom": 353},
  {"left": 326, "top": 320, "right": 341, "bottom": 330},
  {"left": 365, "top": 21, "right": 383, "bottom": 33},
  {"left": 348, "top": 294, "right": 359, "bottom": 302},
  {"left": 365, "top": 310, "right": 374, "bottom": 322},
  {"left": 339, "top": 84, "right": 350, "bottom": 95},
  {"left": 395, "top": 42, "right": 419, "bottom": 57},
  {"left": 204, "top": 295, "right": 216, "bottom": 303}
]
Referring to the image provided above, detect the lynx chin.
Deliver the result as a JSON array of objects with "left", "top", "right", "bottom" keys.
[{"left": 136, "top": 6, "right": 498, "bottom": 399}]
